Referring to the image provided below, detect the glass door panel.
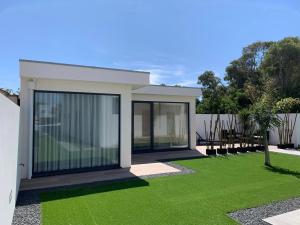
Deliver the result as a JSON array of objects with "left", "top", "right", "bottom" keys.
[
  {"left": 153, "top": 103, "right": 188, "bottom": 150},
  {"left": 33, "top": 91, "right": 120, "bottom": 176},
  {"left": 133, "top": 102, "right": 152, "bottom": 152}
]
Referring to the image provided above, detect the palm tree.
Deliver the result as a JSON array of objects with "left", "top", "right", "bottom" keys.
[{"left": 251, "top": 79, "right": 280, "bottom": 166}]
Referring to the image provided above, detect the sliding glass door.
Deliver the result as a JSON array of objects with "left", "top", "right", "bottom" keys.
[
  {"left": 153, "top": 103, "right": 189, "bottom": 149},
  {"left": 133, "top": 102, "right": 152, "bottom": 152},
  {"left": 133, "top": 101, "right": 189, "bottom": 152},
  {"left": 33, "top": 91, "right": 120, "bottom": 176}
]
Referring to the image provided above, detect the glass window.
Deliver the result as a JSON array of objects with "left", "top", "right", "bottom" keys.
[
  {"left": 153, "top": 103, "right": 188, "bottom": 149},
  {"left": 133, "top": 103, "right": 151, "bottom": 151},
  {"left": 33, "top": 91, "right": 119, "bottom": 175}
]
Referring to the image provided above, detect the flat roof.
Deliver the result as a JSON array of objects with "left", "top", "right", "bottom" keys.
[
  {"left": 19, "top": 59, "right": 149, "bottom": 74},
  {"left": 19, "top": 60, "right": 201, "bottom": 96},
  {"left": 20, "top": 59, "right": 150, "bottom": 87},
  {"left": 132, "top": 85, "right": 202, "bottom": 97}
]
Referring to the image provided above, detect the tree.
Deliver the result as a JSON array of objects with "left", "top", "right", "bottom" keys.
[
  {"left": 261, "top": 37, "right": 300, "bottom": 98},
  {"left": 251, "top": 79, "right": 280, "bottom": 166},
  {"left": 196, "top": 37, "right": 300, "bottom": 114},
  {"left": 225, "top": 41, "right": 273, "bottom": 90},
  {"left": 197, "top": 71, "right": 227, "bottom": 113}
]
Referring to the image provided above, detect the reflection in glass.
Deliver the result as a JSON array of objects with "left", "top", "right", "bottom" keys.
[
  {"left": 133, "top": 103, "right": 151, "bottom": 151},
  {"left": 153, "top": 103, "right": 188, "bottom": 149}
]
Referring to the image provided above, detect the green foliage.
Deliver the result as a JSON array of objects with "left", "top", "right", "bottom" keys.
[
  {"left": 196, "top": 37, "right": 300, "bottom": 113},
  {"left": 225, "top": 41, "right": 273, "bottom": 89},
  {"left": 274, "top": 97, "right": 300, "bottom": 113},
  {"left": 197, "top": 71, "right": 239, "bottom": 113},
  {"left": 238, "top": 108, "right": 252, "bottom": 130},
  {"left": 250, "top": 79, "right": 280, "bottom": 133},
  {"left": 261, "top": 37, "right": 300, "bottom": 98},
  {"left": 197, "top": 71, "right": 228, "bottom": 113}
]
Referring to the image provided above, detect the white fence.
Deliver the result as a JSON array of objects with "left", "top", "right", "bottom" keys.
[
  {"left": 0, "top": 94, "right": 20, "bottom": 225},
  {"left": 196, "top": 113, "right": 300, "bottom": 147}
]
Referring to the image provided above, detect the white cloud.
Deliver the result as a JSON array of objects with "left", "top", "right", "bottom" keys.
[
  {"left": 138, "top": 66, "right": 188, "bottom": 85},
  {"left": 177, "top": 79, "right": 197, "bottom": 87},
  {"left": 113, "top": 61, "right": 201, "bottom": 86},
  {"left": 149, "top": 73, "right": 163, "bottom": 84}
]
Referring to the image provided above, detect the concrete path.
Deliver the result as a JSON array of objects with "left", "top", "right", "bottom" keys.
[
  {"left": 20, "top": 149, "right": 203, "bottom": 191},
  {"left": 130, "top": 162, "right": 180, "bottom": 176},
  {"left": 263, "top": 209, "right": 300, "bottom": 225},
  {"left": 269, "top": 145, "right": 300, "bottom": 156}
]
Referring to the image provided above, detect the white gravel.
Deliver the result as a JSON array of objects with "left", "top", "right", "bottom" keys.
[{"left": 229, "top": 197, "right": 300, "bottom": 225}]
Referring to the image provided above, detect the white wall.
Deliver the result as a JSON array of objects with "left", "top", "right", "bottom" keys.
[
  {"left": 20, "top": 60, "right": 150, "bottom": 87},
  {"left": 132, "top": 85, "right": 202, "bottom": 97},
  {"left": 132, "top": 94, "right": 196, "bottom": 149},
  {"left": 268, "top": 113, "right": 299, "bottom": 146},
  {"left": 19, "top": 78, "right": 132, "bottom": 179},
  {"left": 0, "top": 94, "right": 20, "bottom": 225},
  {"left": 196, "top": 113, "right": 300, "bottom": 146},
  {"left": 195, "top": 114, "right": 235, "bottom": 141}
]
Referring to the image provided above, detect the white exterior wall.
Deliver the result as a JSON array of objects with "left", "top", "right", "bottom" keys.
[
  {"left": 195, "top": 114, "right": 234, "bottom": 141},
  {"left": 268, "top": 113, "right": 299, "bottom": 146},
  {"left": 132, "top": 94, "right": 196, "bottom": 149},
  {"left": 0, "top": 95, "right": 20, "bottom": 225},
  {"left": 19, "top": 78, "right": 132, "bottom": 179},
  {"left": 20, "top": 60, "right": 149, "bottom": 87},
  {"left": 196, "top": 114, "right": 300, "bottom": 146}
]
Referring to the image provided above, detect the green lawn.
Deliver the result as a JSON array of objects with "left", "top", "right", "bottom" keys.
[{"left": 40, "top": 153, "right": 300, "bottom": 225}]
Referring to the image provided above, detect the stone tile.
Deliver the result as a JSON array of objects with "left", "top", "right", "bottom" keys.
[{"left": 263, "top": 209, "right": 300, "bottom": 225}]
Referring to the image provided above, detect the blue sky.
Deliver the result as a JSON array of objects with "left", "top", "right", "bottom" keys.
[{"left": 1, "top": 0, "right": 300, "bottom": 91}]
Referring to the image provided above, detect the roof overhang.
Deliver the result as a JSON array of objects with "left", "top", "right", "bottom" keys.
[
  {"left": 20, "top": 59, "right": 150, "bottom": 89},
  {"left": 132, "top": 85, "right": 202, "bottom": 97}
]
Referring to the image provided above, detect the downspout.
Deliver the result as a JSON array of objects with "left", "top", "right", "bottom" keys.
[{"left": 27, "top": 79, "right": 36, "bottom": 179}]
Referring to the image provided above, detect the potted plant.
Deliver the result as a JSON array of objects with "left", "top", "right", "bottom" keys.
[
  {"left": 216, "top": 114, "right": 227, "bottom": 155},
  {"left": 226, "top": 114, "right": 237, "bottom": 153},
  {"left": 274, "top": 97, "right": 300, "bottom": 149},
  {"left": 238, "top": 109, "right": 253, "bottom": 153},
  {"left": 204, "top": 114, "right": 218, "bottom": 156}
]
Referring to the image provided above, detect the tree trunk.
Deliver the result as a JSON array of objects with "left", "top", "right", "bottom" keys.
[{"left": 264, "top": 130, "right": 271, "bottom": 166}]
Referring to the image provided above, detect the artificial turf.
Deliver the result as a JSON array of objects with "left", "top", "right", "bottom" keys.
[{"left": 40, "top": 152, "right": 300, "bottom": 225}]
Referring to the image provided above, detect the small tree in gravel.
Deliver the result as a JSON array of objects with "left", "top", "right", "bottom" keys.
[{"left": 251, "top": 79, "right": 281, "bottom": 166}]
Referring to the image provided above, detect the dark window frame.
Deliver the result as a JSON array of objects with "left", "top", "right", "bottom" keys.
[
  {"left": 132, "top": 101, "right": 190, "bottom": 153},
  {"left": 32, "top": 90, "right": 121, "bottom": 177}
]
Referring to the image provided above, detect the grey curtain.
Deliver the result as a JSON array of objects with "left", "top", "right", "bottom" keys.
[{"left": 33, "top": 91, "right": 119, "bottom": 174}]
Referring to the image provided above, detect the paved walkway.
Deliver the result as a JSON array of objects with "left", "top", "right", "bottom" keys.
[
  {"left": 20, "top": 149, "right": 203, "bottom": 191},
  {"left": 269, "top": 145, "right": 300, "bottom": 156},
  {"left": 263, "top": 209, "right": 300, "bottom": 225}
]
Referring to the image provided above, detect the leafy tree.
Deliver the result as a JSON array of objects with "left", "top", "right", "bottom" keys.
[
  {"left": 275, "top": 97, "right": 300, "bottom": 113},
  {"left": 251, "top": 79, "right": 280, "bottom": 166},
  {"left": 197, "top": 71, "right": 230, "bottom": 113},
  {"left": 261, "top": 37, "right": 300, "bottom": 98},
  {"left": 196, "top": 37, "right": 300, "bottom": 114},
  {"left": 225, "top": 41, "right": 273, "bottom": 89}
]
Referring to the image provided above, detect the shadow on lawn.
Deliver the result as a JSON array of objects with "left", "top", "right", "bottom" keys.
[
  {"left": 40, "top": 177, "right": 149, "bottom": 203},
  {"left": 265, "top": 165, "right": 300, "bottom": 179}
]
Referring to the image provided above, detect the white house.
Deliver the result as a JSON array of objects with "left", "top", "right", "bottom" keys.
[{"left": 19, "top": 59, "right": 202, "bottom": 179}]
